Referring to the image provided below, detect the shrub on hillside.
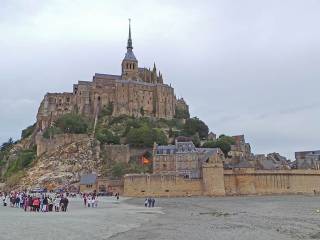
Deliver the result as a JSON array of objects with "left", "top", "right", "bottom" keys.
[
  {"left": 183, "top": 117, "right": 209, "bottom": 139},
  {"left": 0, "top": 138, "right": 14, "bottom": 152},
  {"left": 21, "top": 123, "right": 36, "bottom": 139},
  {"left": 175, "top": 107, "right": 190, "bottom": 119},
  {"left": 100, "top": 102, "right": 114, "bottom": 117},
  {"left": 202, "top": 135, "right": 235, "bottom": 157},
  {"left": 126, "top": 126, "right": 167, "bottom": 147},
  {"left": 5, "top": 148, "right": 36, "bottom": 178},
  {"left": 43, "top": 126, "right": 63, "bottom": 139},
  {"left": 55, "top": 113, "right": 89, "bottom": 134},
  {"left": 96, "top": 129, "right": 120, "bottom": 144}
]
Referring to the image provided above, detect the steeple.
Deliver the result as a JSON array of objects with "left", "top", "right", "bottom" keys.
[
  {"left": 122, "top": 18, "right": 138, "bottom": 80},
  {"left": 123, "top": 19, "right": 137, "bottom": 61},
  {"left": 127, "top": 18, "right": 133, "bottom": 50}
]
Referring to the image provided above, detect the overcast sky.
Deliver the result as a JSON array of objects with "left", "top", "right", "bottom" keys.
[{"left": 0, "top": 0, "right": 319, "bottom": 159}]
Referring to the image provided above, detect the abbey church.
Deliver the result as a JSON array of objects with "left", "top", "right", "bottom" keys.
[{"left": 37, "top": 20, "right": 188, "bottom": 131}]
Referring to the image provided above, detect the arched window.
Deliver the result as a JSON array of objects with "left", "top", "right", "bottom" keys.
[
  {"left": 126, "top": 63, "right": 129, "bottom": 69},
  {"left": 133, "top": 64, "right": 135, "bottom": 69}
]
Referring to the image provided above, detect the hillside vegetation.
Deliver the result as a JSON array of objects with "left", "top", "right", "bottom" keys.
[{"left": 0, "top": 107, "right": 237, "bottom": 187}]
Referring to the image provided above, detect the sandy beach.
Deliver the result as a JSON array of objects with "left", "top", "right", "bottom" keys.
[
  {"left": 0, "top": 197, "right": 162, "bottom": 240},
  {"left": 1, "top": 195, "right": 320, "bottom": 240},
  {"left": 114, "top": 195, "right": 320, "bottom": 240}
]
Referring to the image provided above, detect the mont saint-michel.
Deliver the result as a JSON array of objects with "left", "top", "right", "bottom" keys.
[
  {"left": 1, "top": 2, "right": 320, "bottom": 239},
  {"left": 37, "top": 20, "right": 183, "bottom": 131},
  {"left": 0, "top": 20, "right": 319, "bottom": 197}
]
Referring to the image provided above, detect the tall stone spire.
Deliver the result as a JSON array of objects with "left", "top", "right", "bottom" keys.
[
  {"left": 122, "top": 18, "right": 138, "bottom": 80},
  {"left": 127, "top": 18, "right": 133, "bottom": 50},
  {"left": 123, "top": 18, "right": 137, "bottom": 61}
]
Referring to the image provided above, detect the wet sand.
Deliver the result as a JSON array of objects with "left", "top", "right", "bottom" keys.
[
  {"left": 1, "top": 195, "right": 320, "bottom": 240},
  {"left": 114, "top": 195, "right": 320, "bottom": 240},
  {"left": 0, "top": 197, "right": 162, "bottom": 240}
]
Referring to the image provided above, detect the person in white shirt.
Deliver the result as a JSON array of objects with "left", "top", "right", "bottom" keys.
[
  {"left": 54, "top": 197, "right": 60, "bottom": 212},
  {"left": 94, "top": 197, "right": 98, "bottom": 208}
]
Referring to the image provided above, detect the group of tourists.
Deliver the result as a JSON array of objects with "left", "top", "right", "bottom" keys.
[
  {"left": 144, "top": 197, "right": 156, "bottom": 207},
  {"left": 82, "top": 193, "right": 99, "bottom": 208},
  {"left": 0, "top": 191, "right": 69, "bottom": 212}
]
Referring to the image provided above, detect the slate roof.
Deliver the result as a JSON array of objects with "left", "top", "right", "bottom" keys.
[
  {"left": 258, "top": 159, "right": 277, "bottom": 170},
  {"left": 232, "top": 161, "right": 253, "bottom": 168},
  {"left": 80, "top": 174, "right": 97, "bottom": 185},
  {"left": 155, "top": 142, "right": 220, "bottom": 157},
  {"left": 124, "top": 50, "right": 137, "bottom": 61},
  {"left": 94, "top": 73, "right": 121, "bottom": 80}
]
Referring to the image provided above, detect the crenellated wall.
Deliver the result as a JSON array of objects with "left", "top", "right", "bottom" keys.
[
  {"left": 224, "top": 169, "right": 320, "bottom": 195},
  {"left": 124, "top": 174, "right": 203, "bottom": 197},
  {"left": 124, "top": 167, "right": 320, "bottom": 197},
  {"left": 35, "top": 133, "right": 91, "bottom": 157}
]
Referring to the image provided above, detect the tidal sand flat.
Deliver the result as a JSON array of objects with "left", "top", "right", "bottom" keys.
[
  {"left": 113, "top": 195, "right": 320, "bottom": 240},
  {"left": 2, "top": 195, "right": 320, "bottom": 240},
  {"left": 0, "top": 197, "right": 162, "bottom": 240}
]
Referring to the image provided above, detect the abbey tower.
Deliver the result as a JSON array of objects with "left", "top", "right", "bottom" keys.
[{"left": 36, "top": 20, "right": 188, "bottom": 131}]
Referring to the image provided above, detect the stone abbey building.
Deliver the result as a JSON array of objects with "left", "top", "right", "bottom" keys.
[{"left": 37, "top": 20, "right": 187, "bottom": 131}]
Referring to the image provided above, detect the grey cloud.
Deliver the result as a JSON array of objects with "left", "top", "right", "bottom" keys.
[{"left": 0, "top": 0, "right": 319, "bottom": 160}]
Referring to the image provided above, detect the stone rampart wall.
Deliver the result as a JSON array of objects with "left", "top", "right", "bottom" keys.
[
  {"left": 36, "top": 133, "right": 90, "bottom": 156},
  {"left": 224, "top": 169, "right": 320, "bottom": 195},
  {"left": 124, "top": 174, "right": 203, "bottom": 197},
  {"left": 124, "top": 168, "right": 320, "bottom": 197},
  {"left": 101, "top": 144, "right": 130, "bottom": 163}
]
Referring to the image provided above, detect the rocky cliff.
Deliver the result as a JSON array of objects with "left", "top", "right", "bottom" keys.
[{"left": 20, "top": 134, "right": 101, "bottom": 190}]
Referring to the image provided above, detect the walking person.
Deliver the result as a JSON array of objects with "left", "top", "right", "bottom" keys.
[
  {"left": 54, "top": 197, "right": 60, "bottom": 212},
  {"left": 15, "top": 195, "right": 20, "bottom": 208},
  {"left": 2, "top": 194, "right": 6, "bottom": 207},
  {"left": 60, "top": 197, "right": 65, "bottom": 212},
  {"left": 19, "top": 194, "right": 23, "bottom": 208},
  {"left": 63, "top": 197, "right": 69, "bottom": 212},
  {"left": 94, "top": 196, "right": 98, "bottom": 208},
  {"left": 42, "top": 196, "right": 48, "bottom": 212},
  {"left": 87, "top": 196, "right": 92, "bottom": 207},
  {"left": 83, "top": 194, "right": 87, "bottom": 207},
  {"left": 33, "top": 198, "right": 40, "bottom": 212}
]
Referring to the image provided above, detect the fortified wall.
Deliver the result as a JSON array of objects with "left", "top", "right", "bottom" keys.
[
  {"left": 124, "top": 167, "right": 320, "bottom": 197},
  {"left": 36, "top": 133, "right": 90, "bottom": 156},
  {"left": 224, "top": 169, "right": 320, "bottom": 195}
]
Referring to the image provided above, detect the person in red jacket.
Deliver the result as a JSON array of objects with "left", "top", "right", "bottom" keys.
[{"left": 33, "top": 198, "right": 40, "bottom": 212}]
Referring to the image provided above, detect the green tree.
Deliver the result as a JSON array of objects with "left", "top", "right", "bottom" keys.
[
  {"left": 100, "top": 102, "right": 114, "bottom": 117},
  {"left": 111, "top": 162, "right": 127, "bottom": 178},
  {"left": 126, "top": 126, "right": 167, "bottom": 147},
  {"left": 202, "top": 135, "right": 235, "bottom": 157},
  {"left": 175, "top": 106, "right": 190, "bottom": 119},
  {"left": 96, "top": 129, "right": 120, "bottom": 144},
  {"left": 5, "top": 148, "right": 36, "bottom": 178},
  {"left": 43, "top": 126, "right": 63, "bottom": 139},
  {"left": 183, "top": 117, "right": 209, "bottom": 139},
  {"left": 1, "top": 138, "right": 14, "bottom": 152},
  {"left": 192, "top": 133, "right": 201, "bottom": 147},
  {"left": 21, "top": 123, "right": 36, "bottom": 139},
  {"left": 140, "top": 107, "right": 145, "bottom": 116},
  {"left": 55, "top": 113, "right": 89, "bottom": 134}
]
